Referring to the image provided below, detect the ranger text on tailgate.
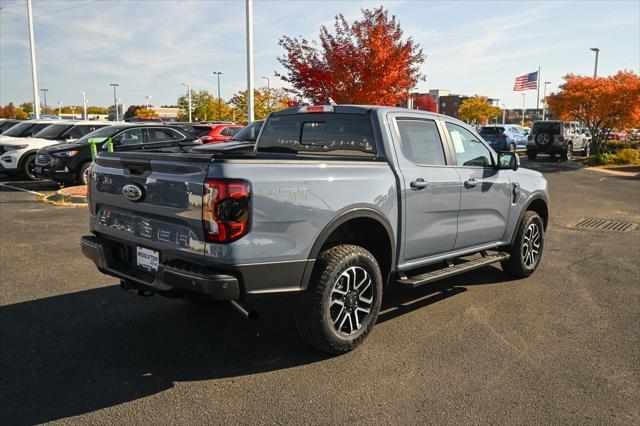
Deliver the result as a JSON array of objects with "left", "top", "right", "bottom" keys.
[{"left": 82, "top": 105, "right": 549, "bottom": 354}]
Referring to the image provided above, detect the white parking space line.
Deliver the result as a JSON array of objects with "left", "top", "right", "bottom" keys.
[{"left": 0, "top": 182, "right": 45, "bottom": 196}]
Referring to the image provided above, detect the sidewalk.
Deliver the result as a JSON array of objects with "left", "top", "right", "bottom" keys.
[{"left": 586, "top": 165, "right": 640, "bottom": 178}]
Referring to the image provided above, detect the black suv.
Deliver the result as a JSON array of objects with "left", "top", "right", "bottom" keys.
[
  {"left": 526, "top": 120, "right": 590, "bottom": 161},
  {"left": 35, "top": 124, "right": 200, "bottom": 184}
]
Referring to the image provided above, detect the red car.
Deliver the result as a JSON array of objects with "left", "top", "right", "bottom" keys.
[{"left": 190, "top": 123, "right": 244, "bottom": 143}]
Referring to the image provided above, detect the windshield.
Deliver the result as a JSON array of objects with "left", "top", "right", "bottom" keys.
[
  {"left": 232, "top": 120, "right": 263, "bottom": 142},
  {"left": 73, "top": 126, "right": 121, "bottom": 145},
  {"left": 3, "top": 122, "right": 52, "bottom": 137},
  {"left": 33, "top": 123, "right": 74, "bottom": 140},
  {"left": 480, "top": 127, "right": 505, "bottom": 134}
]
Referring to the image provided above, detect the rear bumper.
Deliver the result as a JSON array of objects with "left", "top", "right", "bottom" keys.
[{"left": 81, "top": 234, "right": 240, "bottom": 300}]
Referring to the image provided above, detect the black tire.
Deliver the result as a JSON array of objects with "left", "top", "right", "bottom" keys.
[
  {"left": 560, "top": 143, "right": 572, "bottom": 161},
  {"left": 21, "top": 153, "right": 39, "bottom": 180},
  {"left": 501, "top": 211, "right": 544, "bottom": 279},
  {"left": 526, "top": 150, "right": 537, "bottom": 161},
  {"left": 295, "top": 244, "right": 383, "bottom": 354},
  {"left": 77, "top": 162, "right": 92, "bottom": 185}
]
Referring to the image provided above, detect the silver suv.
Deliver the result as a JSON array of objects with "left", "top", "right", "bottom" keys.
[{"left": 526, "top": 120, "right": 590, "bottom": 161}]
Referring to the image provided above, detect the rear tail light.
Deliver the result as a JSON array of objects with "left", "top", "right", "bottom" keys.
[
  {"left": 202, "top": 179, "right": 251, "bottom": 243},
  {"left": 299, "top": 105, "right": 334, "bottom": 113}
]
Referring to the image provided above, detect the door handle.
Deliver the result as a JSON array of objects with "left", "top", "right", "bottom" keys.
[
  {"left": 410, "top": 178, "right": 429, "bottom": 190},
  {"left": 464, "top": 178, "right": 477, "bottom": 188}
]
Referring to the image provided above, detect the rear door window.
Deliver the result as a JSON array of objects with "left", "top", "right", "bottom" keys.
[
  {"left": 480, "top": 127, "right": 505, "bottom": 134},
  {"left": 396, "top": 119, "right": 446, "bottom": 166},
  {"left": 258, "top": 113, "right": 376, "bottom": 157},
  {"left": 113, "top": 128, "right": 144, "bottom": 146}
]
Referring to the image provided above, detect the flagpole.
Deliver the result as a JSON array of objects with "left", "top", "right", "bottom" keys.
[{"left": 536, "top": 66, "right": 541, "bottom": 120}]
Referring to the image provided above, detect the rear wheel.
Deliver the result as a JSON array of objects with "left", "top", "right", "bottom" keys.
[
  {"left": 295, "top": 244, "right": 383, "bottom": 354},
  {"left": 501, "top": 211, "right": 544, "bottom": 278},
  {"left": 560, "top": 143, "right": 572, "bottom": 161},
  {"left": 21, "top": 154, "right": 39, "bottom": 180}
]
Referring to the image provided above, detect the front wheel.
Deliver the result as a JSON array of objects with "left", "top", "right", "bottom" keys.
[
  {"left": 501, "top": 211, "right": 544, "bottom": 278},
  {"left": 22, "top": 154, "right": 40, "bottom": 181},
  {"left": 560, "top": 143, "right": 572, "bottom": 161},
  {"left": 295, "top": 244, "right": 383, "bottom": 354},
  {"left": 77, "top": 162, "right": 92, "bottom": 185},
  {"left": 582, "top": 144, "right": 591, "bottom": 157}
]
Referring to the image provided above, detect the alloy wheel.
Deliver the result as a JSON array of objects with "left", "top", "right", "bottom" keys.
[
  {"left": 521, "top": 223, "right": 541, "bottom": 269},
  {"left": 330, "top": 266, "right": 374, "bottom": 336}
]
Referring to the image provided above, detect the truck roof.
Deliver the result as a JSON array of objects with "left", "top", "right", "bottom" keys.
[{"left": 271, "top": 104, "right": 467, "bottom": 126}]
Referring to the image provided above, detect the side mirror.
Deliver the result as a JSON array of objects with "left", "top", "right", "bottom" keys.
[{"left": 497, "top": 151, "right": 519, "bottom": 171}]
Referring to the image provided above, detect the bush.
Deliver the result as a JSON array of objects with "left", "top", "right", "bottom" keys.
[
  {"left": 589, "top": 148, "right": 640, "bottom": 166},
  {"left": 617, "top": 148, "right": 640, "bottom": 164}
]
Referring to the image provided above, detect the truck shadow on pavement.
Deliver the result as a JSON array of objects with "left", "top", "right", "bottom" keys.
[{"left": 0, "top": 267, "right": 511, "bottom": 424}]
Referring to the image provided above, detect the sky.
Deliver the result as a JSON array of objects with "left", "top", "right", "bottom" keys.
[{"left": 1, "top": 0, "right": 639, "bottom": 110}]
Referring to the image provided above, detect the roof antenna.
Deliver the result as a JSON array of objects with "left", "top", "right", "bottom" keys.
[{"left": 319, "top": 82, "right": 336, "bottom": 106}]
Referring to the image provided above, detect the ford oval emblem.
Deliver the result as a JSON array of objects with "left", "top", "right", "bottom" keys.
[{"left": 122, "top": 184, "right": 144, "bottom": 202}]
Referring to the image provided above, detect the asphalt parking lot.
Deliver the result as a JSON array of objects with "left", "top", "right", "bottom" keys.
[{"left": 1, "top": 158, "right": 639, "bottom": 425}]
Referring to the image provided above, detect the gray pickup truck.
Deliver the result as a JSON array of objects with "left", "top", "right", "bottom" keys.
[{"left": 82, "top": 105, "right": 549, "bottom": 354}]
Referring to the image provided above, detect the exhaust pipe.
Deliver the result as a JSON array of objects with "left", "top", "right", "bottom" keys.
[{"left": 230, "top": 300, "right": 260, "bottom": 321}]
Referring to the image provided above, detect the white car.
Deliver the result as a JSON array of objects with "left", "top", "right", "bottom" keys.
[
  {"left": 0, "top": 119, "right": 59, "bottom": 144},
  {"left": 0, "top": 121, "right": 111, "bottom": 179}
]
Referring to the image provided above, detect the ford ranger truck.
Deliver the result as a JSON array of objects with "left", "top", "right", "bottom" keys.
[{"left": 82, "top": 105, "right": 549, "bottom": 354}]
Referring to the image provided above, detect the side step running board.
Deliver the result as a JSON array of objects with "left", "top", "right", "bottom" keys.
[{"left": 396, "top": 252, "right": 510, "bottom": 288}]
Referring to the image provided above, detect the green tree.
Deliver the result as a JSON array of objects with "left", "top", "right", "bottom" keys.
[
  {"left": 177, "top": 90, "right": 233, "bottom": 122},
  {"left": 19, "top": 102, "right": 33, "bottom": 114},
  {"left": 458, "top": 96, "right": 501, "bottom": 124},
  {"left": 229, "top": 88, "right": 290, "bottom": 122}
]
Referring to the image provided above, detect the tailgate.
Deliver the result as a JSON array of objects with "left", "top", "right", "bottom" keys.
[{"left": 90, "top": 152, "right": 213, "bottom": 264}]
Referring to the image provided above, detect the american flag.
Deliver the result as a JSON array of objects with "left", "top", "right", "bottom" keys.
[{"left": 513, "top": 71, "right": 538, "bottom": 91}]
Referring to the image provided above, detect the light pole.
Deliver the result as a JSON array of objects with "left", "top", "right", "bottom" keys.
[
  {"left": 262, "top": 76, "right": 271, "bottom": 110},
  {"left": 212, "top": 71, "right": 223, "bottom": 121},
  {"left": 246, "top": 0, "right": 255, "bottom": 123},
  {"left": 40, "top": 88, "right": 49, "bottom": 112},
  {"left": 590, "top": 48, "right": 600, "bottom": 77},
  {"left": 79, "top": 91, "right": 87, "bottom": 120},
  {"left": 182, "top": 83, "right": 192, "bottom": 123},
  {"left": 110, "top": 83, "right": 119, "bottom": 121},
  {"left": 521, "top": 93, "right": 526, "bottom": 126},
  {"left": 501, "top": 103, "right": 506, "bottom": 125},
  {"left": 542, "top": 81, "right": 551, "bottom": 120},
  {"left": 145, "top": 95, "right": 152, "bottom": 109},
  {"left": 57, "top": 101, "right": 63, "bottom": 116},
  {"left": 26, "top": 0, "right": 40, "bottom": 119}
]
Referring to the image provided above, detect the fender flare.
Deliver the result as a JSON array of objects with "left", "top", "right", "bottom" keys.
[
  {"left": 299, "top": 208, "right": 397, "bottom": 290},
  {"left": 510, "top": 195, "right": 549, "bottom": 245}
]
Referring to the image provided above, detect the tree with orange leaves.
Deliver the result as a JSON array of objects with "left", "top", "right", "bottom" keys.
[
  {"left": 413, "top": 94, "right": 437, "bottom": 112},
  {"left": 546, "top": 71, "right": 640, "bottom": 153},
  {"left": 277, "top": 7, "right": 425, "bottom": 105}
]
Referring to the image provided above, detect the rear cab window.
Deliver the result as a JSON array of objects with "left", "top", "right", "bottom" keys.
[
  {"left": 533, "top": 122, "right": 561, "bottom": 134},
  {"left": 258, "top": 113, "right": 376, "bottom": 157},
  {"left": 480, "top": 127, "right": 505, "bottom": 135}
]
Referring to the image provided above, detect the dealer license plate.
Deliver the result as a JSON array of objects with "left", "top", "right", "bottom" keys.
[{"left": 136, "top": 246, "right": 159, "bottom": 271}]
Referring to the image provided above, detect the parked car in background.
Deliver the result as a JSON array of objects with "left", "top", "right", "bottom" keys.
[
  {"left": 35, "top": 123, "right": 201, "bottom": 184},
  {"left": 0, "top": 119, "right": 58, "bottom": 143},
  {"left": 1, "top": 121, "right": 110, "bottom": 179},
  {"left": 610, "top": 130, "right": 629, "bottom": 141},
  {"left": 191, "top": 120, "right": 265, "bottom": 154},
  {"left": 479, "top": 124, "right": 527, "bottom": 152},
  {"left": 526, "top": 120, "right": 589, "bottom": 161},
  {"left": 124, "top": 117, "right": 164, "bottom": 123},
  {"left": 0, "top": 119, "right": 21, "bottom": 134},
  {"left": 187, "top": 123, "right": 244, "bottom": 143}
]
